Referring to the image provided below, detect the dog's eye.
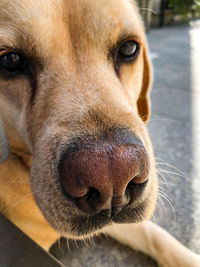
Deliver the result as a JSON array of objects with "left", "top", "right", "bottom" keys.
[
  {"left": 118, "top": 41, "right": 139, "bottom": 62},
  {"left": 0, "top": 52, "right": 25, "bottom": 74}
]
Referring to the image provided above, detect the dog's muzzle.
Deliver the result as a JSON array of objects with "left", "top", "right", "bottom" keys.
[{"left": 59, "top": 130, "right": 149, "bottom": 215}]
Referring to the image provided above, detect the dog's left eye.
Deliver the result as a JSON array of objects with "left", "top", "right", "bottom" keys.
[
  {"left": 0, "top": 52, "right": 25, "bottom": 74},
  {"left": 118, "top": 41, "right": 139, "bottom": 62}
]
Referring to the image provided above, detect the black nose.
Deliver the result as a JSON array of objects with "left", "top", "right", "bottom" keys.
[{"left": 59, "top": 132, "right": 149, "bottom": 213}]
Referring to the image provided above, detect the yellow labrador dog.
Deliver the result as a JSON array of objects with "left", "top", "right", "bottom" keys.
[{"left": 0, "top": 0, "right": 199, "bottom": 266}]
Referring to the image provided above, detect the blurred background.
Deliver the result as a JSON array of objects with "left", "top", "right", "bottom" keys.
[
  {"left": 1, "top": 1, "right": 200, "bottom": 266},
  {"left": 138, "top": 0, "right": 200, "bottom": 29}
]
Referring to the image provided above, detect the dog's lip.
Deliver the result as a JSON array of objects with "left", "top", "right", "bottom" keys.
[
  {"left": 67, "top": 202, "right": 146, "bottom": 237},
  {"left": 73, "top": 200, "right": 146, "bottom": 224}
]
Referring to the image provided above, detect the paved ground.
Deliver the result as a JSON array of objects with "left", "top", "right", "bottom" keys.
[
  {"left": 50, "top": 21, "right": 200, "bottom": 266},
  {"left": 0, "top": 215, "right": 64, "bottom": 267}
]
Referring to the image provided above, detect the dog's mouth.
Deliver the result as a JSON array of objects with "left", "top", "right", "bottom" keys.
[
  {"left": 38, "top": 185, "right": 149, "bottom": 238},
  {"left": 67, "top": 200, "right": 148, "bottom": 237}
]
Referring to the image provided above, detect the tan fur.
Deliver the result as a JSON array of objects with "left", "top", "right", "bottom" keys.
[{"left": 0, "top": 0, "right": 200, "bottom": 265}]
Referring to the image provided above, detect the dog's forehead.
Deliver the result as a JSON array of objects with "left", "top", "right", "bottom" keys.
[
  {"left": 64, "top": 0, "right": 143, "bottom": 40},
  {"left": 0, "top": 0, "right": 144, "bottom": 57}
]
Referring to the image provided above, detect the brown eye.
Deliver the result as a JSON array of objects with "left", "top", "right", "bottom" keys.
[
  {"left": 118, "top": 41, "right": 139, "bottom": 62},
  {"left": 0, "top": 52, "right": 25, "bottom": 74}
]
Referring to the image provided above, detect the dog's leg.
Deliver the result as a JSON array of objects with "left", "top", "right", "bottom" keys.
[
  {"left": 105, "top": 221, "right": 200, "bottom": 267},
  {"left": 0, "top": 155, "right": 59, "bottom": 250}
]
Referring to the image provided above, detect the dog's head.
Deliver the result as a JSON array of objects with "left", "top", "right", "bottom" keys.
[{"left": 0, "top": 0, "right": 157, "bottom": 238}]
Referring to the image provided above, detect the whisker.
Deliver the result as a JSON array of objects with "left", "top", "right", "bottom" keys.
[
  {"left": 157, "top": 170, "right": 169, "bottom": 189},
  {"left": 154, "top": 199, "right": 166, "bottom": 223},
  {"left": 74, "top": 238, "right": 80, "bottom": 249},
  {"left": 158, "top": 181, "right": 188, "bottom": 192},
  {"left": 83, "top": 237, "right": 89, "bottom": 247},
  {"left": 149, "top": 117, "right": 180, "bottom": 124},
  {"left": 158, "top": 169, "right": 188, "bottom": 180},
  {"left": 7, "top": 181, "right": 31, "bottom": 185},
  {"left": 90, "top": 235, "right": 96, "bottom": 246},
  {"left": 4, "top": 189, "right": 41, "bottom": 210},
  {"left": 139, "top": 7, "right": 159, "bottom": 15},
  {"left": 158, "top": 191, "right": 176, "bottom": 223},
  {"left": 68, "top": 238, "right": 73, "bottom": 254},
  {"left": 57, "top": 237, "right": 64, "bottom": 254},
  {"left": 155, "top": 157, "right": 186, "bottom": 177}
]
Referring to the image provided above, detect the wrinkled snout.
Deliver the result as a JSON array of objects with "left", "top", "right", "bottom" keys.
[{"left": 59, "top": 131, "right": 149, "bottom": 214}]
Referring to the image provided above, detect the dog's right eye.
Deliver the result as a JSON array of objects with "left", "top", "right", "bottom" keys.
[
  {"left": 111, "top": 40, "right": 140, "bottom": 74},
  {"left": 118, "top": 41, "right": 139, "bottom": 61},
  {"left": 0, "top": 52, "right": 25, "bottom": 74}
]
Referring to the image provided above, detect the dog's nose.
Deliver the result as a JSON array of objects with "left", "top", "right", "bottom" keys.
[{"left": 59, "top": 134, "right": 149, "bottom": 213}]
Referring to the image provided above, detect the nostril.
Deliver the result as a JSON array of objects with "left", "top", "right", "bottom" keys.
[
  {"left": 125, "top": 176, "right": 149, "bottom": 203},
  {"left": 126, "top": 179, "right": 135, "bottom": 191},
  {"left": 75, "top": 187, "right": 100, "bottom": 213},
  {"left": 85, "top": 187, "right": 100, "bottom": 202},
  {"left": 125, "top": 179, "right": 134, "bottom": 201}
]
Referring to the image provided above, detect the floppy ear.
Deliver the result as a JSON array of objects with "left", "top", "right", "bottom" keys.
[
  {"left": 137, "top": 44, "right": 152, "bottom": 123},
  {"left": 0, "top": 117, "right": 10, "bottom": 165}
]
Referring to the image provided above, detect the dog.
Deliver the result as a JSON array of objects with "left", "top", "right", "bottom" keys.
[{"left": 0, "top": 0, "right": 200, "bottom": 266}]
